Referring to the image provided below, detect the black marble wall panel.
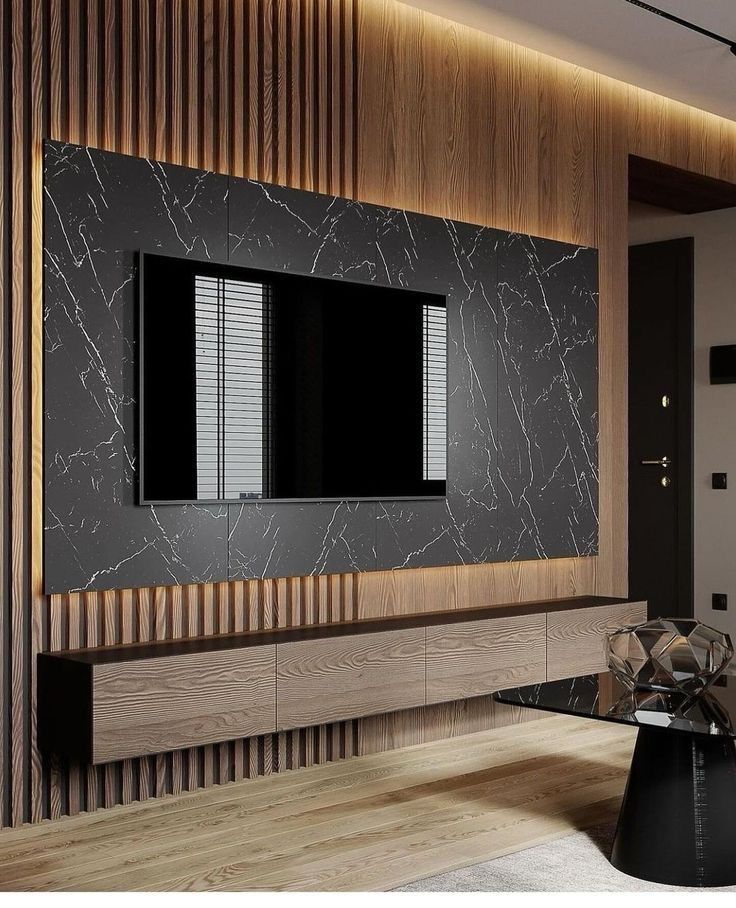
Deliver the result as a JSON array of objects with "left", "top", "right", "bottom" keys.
[
  {"left": 44, "top": 141, "right": 599, "bottom": 594},
  {"left": 44, "top": 142, "right": 229, "bottom": 593},
  {"left": 496, "top": 234, "right": 599, "bottom": 560},
  {"left": 228, "top": 501, "right": 376, "bottom": 580}
]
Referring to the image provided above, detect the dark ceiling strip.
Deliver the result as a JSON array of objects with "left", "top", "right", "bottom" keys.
[{"left": 623, "top": 0, "right": 736, "bottom": 54}]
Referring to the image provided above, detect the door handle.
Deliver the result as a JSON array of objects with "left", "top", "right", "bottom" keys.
[{"left": 640, "top": 456, "right": 672, "bottom": 467}]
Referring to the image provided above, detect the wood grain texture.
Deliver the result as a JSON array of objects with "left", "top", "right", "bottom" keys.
[
  {"left": 426, "top": 615, "right": 546, "bottom": 705},
  {"left": 354, "top": 557, "right": 598, "bottom": 619},
  {"left": 277, "top": 628, "right": 426, "bottom": 730},
  {"left": 356, "top": 694, "right": 538, "bottom": 757},
  {"left": 0, "top": 716, "right": 636, "bottom": 891},
  {"left": 37, "top": 597, "right": 627, "bottom": 763},
  {"left": 0, "top": 0, "right": 8, "bottom": 832},
  {"left": 546, "top": 601, "right": 647, "bottom": 681},
  {"left": 93, "top": 646, "right": 276, "bottom": 764},
  {"left": 3, "top": 0, "right": 736, "bottom": 827}
]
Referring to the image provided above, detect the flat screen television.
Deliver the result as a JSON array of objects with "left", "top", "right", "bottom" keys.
[{"left": 139, "top": 253, "right": 448, "bottom": 504}]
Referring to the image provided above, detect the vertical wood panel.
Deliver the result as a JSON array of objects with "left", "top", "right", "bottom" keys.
[
  {"left": 66, "top": 0, "right": 82, "bottom": 144},
  {"left": 10, "top": 0, "right": 31, "bottom": 829},
  {"left": 136, "top": 0, "right": 151, "bottom": 159},
  {"left": 83, "top": 591, "right": 99, "bottom": 810},
  {"left": 67, "top": 593, "right": 82, "bottom": 815},
  {"left": 85, "top": 0, "right": 99, "bottom": 148},
  {"left": 594, "top": 75, "right": 629, "bottom": 596},
  {"left": 3, "top": 0, "right": 736, "bottom": 827},
  {"left": 0, "top": 0, "right": 8, "bottom": 832},
  {"left": 119, "top": 0, "right": 134, "bottom": 156},
  {"left": 29, "top": 0, "right": 44, "bottom": 826}
]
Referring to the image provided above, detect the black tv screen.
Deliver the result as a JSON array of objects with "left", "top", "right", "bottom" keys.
[{"left": 139, "top": 253, "right": 447, "bottom": 503}]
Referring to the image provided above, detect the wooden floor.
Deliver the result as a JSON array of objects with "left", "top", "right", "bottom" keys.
[{"left": 0, "top": 716, "right": 636, "bottom": 892}]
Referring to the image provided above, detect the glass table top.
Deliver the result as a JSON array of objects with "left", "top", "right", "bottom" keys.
[{"left": 494, "top": 671, "right": 736, "bottom": 738}]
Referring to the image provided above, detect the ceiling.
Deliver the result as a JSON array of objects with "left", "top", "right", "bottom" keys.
[{"left": 401, "top": 0, "right": 736, "bottom": 121}]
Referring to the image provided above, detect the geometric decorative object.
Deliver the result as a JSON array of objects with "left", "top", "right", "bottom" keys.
[{"left": 607, "top": 618, "right": 733, "bottom": 695}]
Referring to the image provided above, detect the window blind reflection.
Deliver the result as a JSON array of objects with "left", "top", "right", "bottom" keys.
[
  {"left": 423, "top": 303, "right": 447, "bottom": 481},
  {"left": 194, "top": 275, "right": 267, "bottom": 499}
]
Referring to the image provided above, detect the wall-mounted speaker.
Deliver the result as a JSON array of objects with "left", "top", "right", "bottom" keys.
[{"left": 710, "top": 345, "right": 736, "bottom": 384}]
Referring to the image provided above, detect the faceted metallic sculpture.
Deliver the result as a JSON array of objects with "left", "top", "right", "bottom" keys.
[{"left": 607, "top": 618, "right": 734, "bottom": 694}]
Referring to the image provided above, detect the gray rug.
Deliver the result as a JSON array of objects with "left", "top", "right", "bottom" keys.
[{"left": 395, "top": 824, "right": 736, "bottom": 892}]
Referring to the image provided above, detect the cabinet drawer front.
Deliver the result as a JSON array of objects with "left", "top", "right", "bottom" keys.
[
  {"left": 546, "top": 601, "right": 647, "bottom": 681},
  {"left": 426, "top": 615, "right": 546, "bottom": 704},
  {"left": 277, "top": 628, "right": 425, "bottom": 730},
  {"left": 92, "top": 646, "right": 276, "bottom": 763}
]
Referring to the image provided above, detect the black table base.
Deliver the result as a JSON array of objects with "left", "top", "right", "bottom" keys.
[{"left": 611, "top": 727, "right": 736, "bottom": 887}]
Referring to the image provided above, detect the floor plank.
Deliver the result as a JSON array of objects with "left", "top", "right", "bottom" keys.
[{"left": 0, "top": 716, "right": 636, "bottom": 891}]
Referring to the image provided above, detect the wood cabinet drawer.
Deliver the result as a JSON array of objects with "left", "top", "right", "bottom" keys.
[
  {"left": 276, "top": 628, "right": 425, "bottom": 730},
  {"left": 92, "top": 646, "right": 276, "bottom": 763},
  {"left": 426, "top": 614, "right": 546, "bottom": 704},
  {"left": 546, "top": 601, "right": 647, "bottom": 681},
  {"left": 39, "top": 597, "right": 646, "bottom": 764}
]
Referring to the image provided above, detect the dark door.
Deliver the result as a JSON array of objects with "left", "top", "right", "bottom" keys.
[{"left": 628, "top": 239, "right": 693, "bottom": 618}]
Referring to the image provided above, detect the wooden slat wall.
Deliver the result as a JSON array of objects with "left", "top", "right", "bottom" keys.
[
  {"left": 3, "top": 0, "right": 736, "bottom": 827},
  {"left": 0, "top": 0, "right": 9, "bottom": 832}
]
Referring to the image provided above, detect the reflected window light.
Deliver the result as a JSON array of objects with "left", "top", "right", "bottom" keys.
[
  {"left": 423, "top": 303, "right": 447, "bottom": 482},
  {"left": 194, "top": 275, "right": 269, "bottom": 500}
]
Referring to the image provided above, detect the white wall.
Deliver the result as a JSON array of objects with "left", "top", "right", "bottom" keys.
[{"left": 629, "top": 203, "right": 736, "bottom": 638}]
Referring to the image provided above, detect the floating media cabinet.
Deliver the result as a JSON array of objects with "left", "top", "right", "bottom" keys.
[{"left": 38, "top": 596, "right": 646, "bottom": 765}]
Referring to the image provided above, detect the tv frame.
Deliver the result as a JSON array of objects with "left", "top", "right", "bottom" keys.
[{"left": 137, "top": 249, "right": 450, "bottom": 506}]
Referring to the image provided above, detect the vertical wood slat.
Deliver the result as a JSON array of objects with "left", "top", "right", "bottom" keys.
[
  {"left": 274, "top": 0, "right": 287, "bottom": 186},
  {"left": 9, "top": 0, "right": 33, "bottom": 830},
  {"left": 136, "top": 0, "right": 151, "bottom": 159},
  {"left": 217, "top": 0, "right": 230, "bottom": 176},
  {"left": 201, "top": 0, "right": 215, "bottom": 170},
  {"left": 169, "top": 0, "right": 184, "bottom": 166},
  {"left": 66, "top": 0, "right": 82, "bottom": 144},
  {"left": 47, "top": 0, "right": 62, "bottom": 141},
  {"left": 246, "top": 0, "right": 260, "bottom": 181},
  {"left": 186, "top": 0, "right": 200, "bottom": 169},
  {"left": 67, "top": 594, "right": 82, "bottom": 816},
  {"left": 153, "top": 0, "right": 168, "bottom": 162},
  {"left": 153, "top": 586, "right": 168, "bottom": 798},
  {"left": 230, "top": 0, "right": 244, "bottom": 178},
  {"left": 314, "top": 0, "right": 329, "bottom": 192},
  {"left": 119, "top": 587, "right": 135, "bottom": 806},
  {"left": 84, "top": 592, "right": 99, "bottom": 810},
  {"left": 0, "top": 0, "right": 8, "bottom": 832},
  {"left": 85, "top": 0, "right": 99, "bottom": 148},
  {"left": 29, "top": 0, "right": 45, "bottom": 827},
  {"left": 298, "top": 0, "right": 314, "bottom": 190},
  {"left": 101, "top": 588, "right": 118, "bottom": 807},
  {"left": 119, "top": 0, "right": 134, "bottom": 156},
  {"left": 259, "top": 0, "right": 273, "bottom": 181}
]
